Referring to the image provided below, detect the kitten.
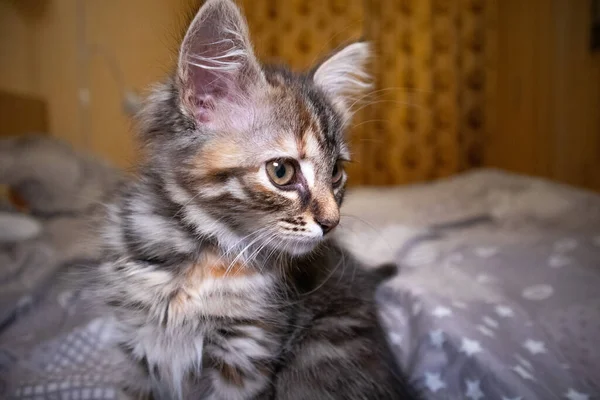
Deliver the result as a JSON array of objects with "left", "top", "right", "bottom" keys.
[{"left": 96, "top": 0, "right": 418, "bottom": 399}]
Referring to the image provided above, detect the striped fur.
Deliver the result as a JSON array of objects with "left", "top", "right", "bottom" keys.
[{"left": 96, "top": 1, "right": 418, "bottom": 399}]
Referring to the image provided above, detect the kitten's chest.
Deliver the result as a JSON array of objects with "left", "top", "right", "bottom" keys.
[
  {"left": 164, "top": 250, "right": 279, "bottom": 323},
  {"left": 119, "top": 251, "right": 283, "bottom": 397}
]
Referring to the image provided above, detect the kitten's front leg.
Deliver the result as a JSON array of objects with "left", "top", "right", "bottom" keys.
[
  {"left": 205, "top": 361, "right": 273, "bottom": 400},
  {"left": 204, "top": 325, "right": 279, "bottom": 400}
]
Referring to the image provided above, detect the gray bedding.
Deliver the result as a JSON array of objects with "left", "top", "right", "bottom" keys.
[
  {"left": 340, "top": 170, "right": 600, "bottom": 399},
  {"left": 2, "top": 168, "right": 600, "bottom": 399}
]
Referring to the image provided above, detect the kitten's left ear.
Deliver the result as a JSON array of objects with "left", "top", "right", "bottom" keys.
[
  {"left": 177, "top": 0, "right": 264, "bottom": 124},
  {"left": 313, "top": 42, "right": 372, "bottom": 120}
]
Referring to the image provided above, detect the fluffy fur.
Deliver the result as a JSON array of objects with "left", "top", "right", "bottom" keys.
[{"left": 95, "top": 1, "right": 418, "bottom": 399}]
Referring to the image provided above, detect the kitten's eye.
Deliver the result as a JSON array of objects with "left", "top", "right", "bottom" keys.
[
  {"left": 332, "top": 161, "right": 344, "bottom": 185},
  {"left": 266, "top": 159, "right": 296, "bottom": 186}
]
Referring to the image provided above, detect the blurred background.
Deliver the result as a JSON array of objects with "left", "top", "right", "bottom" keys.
[{"left": 1, "top": 0, "right": 599, "bottom": 190}]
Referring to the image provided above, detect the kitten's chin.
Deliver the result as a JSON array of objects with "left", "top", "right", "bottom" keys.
[{"left": 278, "top": 237, "right": 323, "bottom": 256}]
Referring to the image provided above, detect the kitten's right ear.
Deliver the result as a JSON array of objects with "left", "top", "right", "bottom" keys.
[
  {"left": 313, "top": 42, "right": 372, "bottom": 121},
  {"left": 177, "top": 0, "right": 263, "bottom": 124}
]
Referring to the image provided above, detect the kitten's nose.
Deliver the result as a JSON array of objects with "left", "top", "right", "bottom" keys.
[
  {"left": 311, "top": 194, "right": 340, "bottom": 235},
  {"left": 316, "top": 216, "right": 339, "bottom": 235}
]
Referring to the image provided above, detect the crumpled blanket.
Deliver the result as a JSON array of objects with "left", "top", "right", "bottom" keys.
[{"left": 0, "top": 135, "right": 124, "bottom": 399}]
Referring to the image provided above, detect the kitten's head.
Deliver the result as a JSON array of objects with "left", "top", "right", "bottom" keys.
[{"left": 140, "top": 0, "right": 370, "bottom": 256}]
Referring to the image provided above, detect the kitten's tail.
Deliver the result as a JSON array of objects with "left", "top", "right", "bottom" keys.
[{"left": 370, "top": 262, "right": 399, "bottom": 284}]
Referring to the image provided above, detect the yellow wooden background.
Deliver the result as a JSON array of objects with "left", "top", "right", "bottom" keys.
[
  {"left": 2, "top": 0, "right": 598, "bottom": 190},
  {"left": 239, "top": 0, "right": 496, "bottom": 186}
]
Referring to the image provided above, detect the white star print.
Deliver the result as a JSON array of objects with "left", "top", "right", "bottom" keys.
[
  {"left": 432, "top": 306, "right": 453, "bottom": 318},
  {"left": 548, "top": 254, "right": 571, "bottom": 268},
  {"left": 514, "top": 354, "right": 533, "bottom": 370},
  {"left": 482, "top": 316, "right": 499, "bottom": 328},
  {"left": 523, "top": 339, "right": 547, "bottom": 355},
  {"left": 460, "top": 338, "right": 483, "bottom": 356},
  {"left": 512, "top": 365, "right": 535, "bottom": 381},
  {"left": 564, "top": 388, "right": 589, "bottom": 400},
  {"left": 495, "top": 305, "right": 514, "bottom": 317},
  {"left": 424, "top": 372, "right": 446, "bottom": 393},
  {"left": 429, "top": 329, "right": 445, "bottom": 348},
  {"left": 522, "top": 284, "right": 554, "bottom": 301},
  {"left": 477, "top": 325, "right": 495, "bottom": 337},
  {"left": 465, "top": 379, "right": 484, "bottom": 400}
]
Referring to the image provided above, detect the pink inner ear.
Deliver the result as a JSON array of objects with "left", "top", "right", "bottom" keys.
[
  {"left": 177, "top": 0, "right": 263, "bottom": 124},
  {"left": 189, "top": 95, "right": 212, "bottom": 123},
  {"left": 180, "top": 51, "right": 233, "bottom": 122},
  {"left": 180, "top": 33, "right": 250, "bottom": 123}
]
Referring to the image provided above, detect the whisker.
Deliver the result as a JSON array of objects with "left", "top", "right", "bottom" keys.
[
  {"left": 223, "top": 230, "right": 269, "bottom": 275},
  {"left": 220, "top": 227, "right": 268, "bottom": 260},
  {"left": 244, "top": 233, "right": 276, "bottom": 268},
  {"left": 346, "top": 86, "right": 433, "bottom": 111},
  {"left": 352, "top": 99, "right": 433, "bottom": 115}
]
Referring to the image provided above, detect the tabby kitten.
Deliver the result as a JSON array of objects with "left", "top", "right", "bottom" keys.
[{"left": 97, "top": 0, "right": 417, "bottom": 399}]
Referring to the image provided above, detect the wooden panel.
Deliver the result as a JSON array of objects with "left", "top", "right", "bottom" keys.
[
  {"left": 0, "top": 90, "right": 48, "bottom": 137},
  {"left": 551, "top": 0, "right": 600, "bottom": 191},
  {"left": 489, "top": 0, "right": 600, "bottom": 191},
  {"left": 362, "top": 0, "right": 494, "bottom": 185},
  {"left": 0, "top": 1, "right": 42, "bottom": 97},
  {"left": 489, "top": 0, "right": 553, "bottom": 176}
]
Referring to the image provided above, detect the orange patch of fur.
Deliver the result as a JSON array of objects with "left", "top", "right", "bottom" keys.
[
  {"left": 165, "top": 248, "right": 256, "bottom": 325},
  {"left": 187, "top": 247, "right": 255, "bottom": 283},
  {"left": 191, "top": 138, "right": 243, "bottom": 176}
]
